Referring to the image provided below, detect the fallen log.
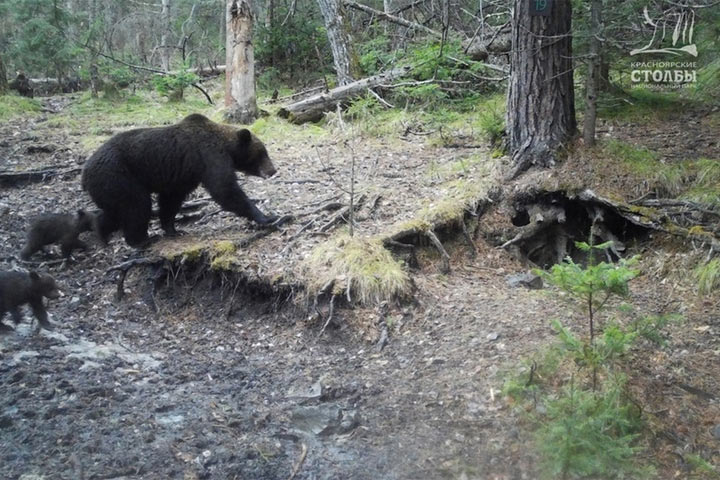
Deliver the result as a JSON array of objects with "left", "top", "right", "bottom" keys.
[{"left": 277, "top": 66, "right": 410, "bottom": 123}]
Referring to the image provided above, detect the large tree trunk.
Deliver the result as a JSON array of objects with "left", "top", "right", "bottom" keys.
[
  {"left": 161, "top": 0, "right": 172, "bottom": 71},
  {"left": 317, "top": 0, "right": 356, "bottom": 86},
  {"left": 583, "top": 0, "right": 602, "bottom": 146},
  {"left": 506, "top": 0, "right": 576, "bottom": 179},
  {"left": 225, "top": 0, "right": 259, "bottom": 123}
]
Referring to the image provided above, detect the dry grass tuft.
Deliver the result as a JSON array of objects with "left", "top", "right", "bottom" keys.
[{"left": 302, "top": 233, "right": 412, "bottom": 305}]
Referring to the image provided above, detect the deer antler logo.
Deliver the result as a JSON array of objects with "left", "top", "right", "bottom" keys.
[{"left": 630, "top": 7, "right": 698, "bottom": 57}]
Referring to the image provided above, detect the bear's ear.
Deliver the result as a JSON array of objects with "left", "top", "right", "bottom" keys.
[
  {"left": 237, "top": 129, "right": 252, "bottom": 145},
  {"left": 29, "top": 271, "right": 40, "bottom": 282}
]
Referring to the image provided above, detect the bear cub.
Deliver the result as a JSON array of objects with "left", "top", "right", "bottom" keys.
[
  {"left": 82, "top": 113, "right": 285, "bottom": 247},
  {"left": 0, "top": 271, "right": 61, "bottom": 334},
  {"left": 20, "top": 210, "right": 96, "bottom": 260}
]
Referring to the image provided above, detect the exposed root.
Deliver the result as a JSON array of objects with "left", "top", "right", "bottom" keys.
[
  {"left": 107, "top": 257, "right": 167, "bottom": 310},
  {"left": 426, "top": 229, "right": 450, "bottom": 273}
]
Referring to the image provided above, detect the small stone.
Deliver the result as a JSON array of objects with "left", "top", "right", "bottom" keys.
[
  {"left": 487, "top": 332, "right": 499, "bottom": 341},
  {"left": 505, "top": 272, "right": 543, "bottom": 289},
  {"left": 712, "top": 424, "right": 720, "bottom": 440}
]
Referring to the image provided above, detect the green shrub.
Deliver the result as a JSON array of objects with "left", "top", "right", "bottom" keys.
[
  {"left": 152, "top": 68, "right": 199, "bottom": 101},
  {"left": 536, "top": 376, "right": 647, "bottom": 479},
  {"left": 504, "top": 240, "right": 676, "bottom": 478}
]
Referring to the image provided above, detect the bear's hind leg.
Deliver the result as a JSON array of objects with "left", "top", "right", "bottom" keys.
[
  {"left": 158, "top": 192, "right": 187, "bottom": 236},
  {"left": 96, "top": 211, "right": 120, "bottom": 245},
  {"left": 120, "top": 190, "right": 152, "bottom": 247}
]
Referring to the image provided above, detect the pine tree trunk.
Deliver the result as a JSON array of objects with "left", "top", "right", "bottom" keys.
[
  {"left": 598, "top": 57, "right": 610, "bottom": 92},
  {"left": 583, "top": 0, "right": 602, "bottom": 146},
  {"left": 317, "top": 0, "right": 355, "bottom": 86},
  {"left": 161, "top": 0, "right": 172, "bottom": 71},
  {"left": 265, "top": 0, "right": 275, "bottom": 67},
  {"left": 225, "top": 0, "right": 259, "bottom": 124},
  {"left": 507, "top": 0, "right": 576, "bottom": 179},
  {"left": 0, "top": 54, "right": 8, "bottom": 93}
]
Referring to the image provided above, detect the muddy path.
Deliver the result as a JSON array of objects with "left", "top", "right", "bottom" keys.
[{"left": 1, "top": 97, "right": 718, "bottom": 479}]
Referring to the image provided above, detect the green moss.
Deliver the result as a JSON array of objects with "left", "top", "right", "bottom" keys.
[
  {"left": 302, "top": 233, "right": 412, "bottom": 304},
  {"left": 417, "top": 174, "right": 493, "bottom": 226},
  {"left": 209, "top": 240, "right": 239, "bottom": 270},
  {"left": 161, "top": 243, "right": 206, "bottom": 262},
  {"left": 0, "top": 94, "right": 43, "bottom": 121}
]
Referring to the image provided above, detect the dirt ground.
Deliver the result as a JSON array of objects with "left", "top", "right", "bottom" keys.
[{"left": 1, "top": 97, "right": 718, "bottom": 480}]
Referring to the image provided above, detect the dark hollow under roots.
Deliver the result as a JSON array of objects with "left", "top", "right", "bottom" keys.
[{"left": 503, "top": 190, "right": 652, "bottom": 268}]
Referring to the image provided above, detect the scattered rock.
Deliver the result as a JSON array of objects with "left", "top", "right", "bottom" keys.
[
  {"left": 505, "top": 272, "right": 543, "bottom": 289},
  {"left": 290, "top": 405, "right": 360, "bottom": 437}
]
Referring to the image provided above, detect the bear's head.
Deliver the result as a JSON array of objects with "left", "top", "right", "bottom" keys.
[
  {"left": 236, "top": 129, "right": 277, "bottom": 179},
  {"left": 75, "top": 209, "right": 96, "bottom": 233},
  {"left": 29, "top": 271, "right": 61, "bottom": 300}
]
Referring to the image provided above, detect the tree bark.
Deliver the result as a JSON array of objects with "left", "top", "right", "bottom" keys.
[
  {"left": 161, "top": 0, "right": 172, "bottom": 71},
  {"left": 0, "top": 54, "right": 8, "bottom": 93},
  {"left": 317, "top": 0, "right": 356, "bottom": 86},
  {"left": 225, "top": 0, "right": 259, "bottom": 123},
  {"left": 506, "top": 0, "right": 576, "bottom": 179},
  {"left": 583, "top": 0, "right": 602, "bottom": 147}
]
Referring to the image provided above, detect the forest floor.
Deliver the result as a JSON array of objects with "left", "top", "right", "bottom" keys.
[{"left": 0, "top": 93, "right": 719, "bottom": 480}]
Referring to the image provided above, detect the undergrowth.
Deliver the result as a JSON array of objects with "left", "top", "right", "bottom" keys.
[
  {"left": 0, "top": 93, "right": 43, "bottom": 121},
  {"left": 504, "top": 240, "right": 679, "bottom": 479},
  {"left": 695, "top": 258, "right": 720, "bottom": 295},
  {"left": 602, "top": 140, "right": 720, "bottom": 204}
]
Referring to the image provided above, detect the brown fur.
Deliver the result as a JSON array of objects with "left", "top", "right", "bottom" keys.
[
  {"left": 20, "top": 210, "right": 95, "bottom": 260},
  {"left": 0, "top": 271, "right": 60, "bottom": 333},
  {"left": 81, "top": 114, "right": 280, "bottom": 247}
]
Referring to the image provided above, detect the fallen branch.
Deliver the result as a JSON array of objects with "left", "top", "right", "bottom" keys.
[
  {"left": 91, "top": 50, "right": 213, "bottom": 104},
  {"left": 0, "top": 167, "right": 81, "bottom": 187},
  {"left": 343, "top": 0, "right": 440, "bottom": 37},
  {"left": 317, "top": 194, "right": 367, "bottom": 233}
]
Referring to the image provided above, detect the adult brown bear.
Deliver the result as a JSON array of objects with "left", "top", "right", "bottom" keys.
[{"left": 82, "top": 114, "right": 281, "bottom": 247}]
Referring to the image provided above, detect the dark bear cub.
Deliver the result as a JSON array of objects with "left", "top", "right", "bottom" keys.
[
  {"left": 82, "top": 113, "right": 285, "bottom": 247},
  {"left": 20, "top": 210, "right": 95, "bottom": 260},
  {"left": 0, "top": 271, "right": 61, "bottom": 334}
]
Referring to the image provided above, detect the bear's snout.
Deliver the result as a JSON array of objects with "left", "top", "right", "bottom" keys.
[{"left": 259, "top": 160, "right": 277, "bottom": 179}]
